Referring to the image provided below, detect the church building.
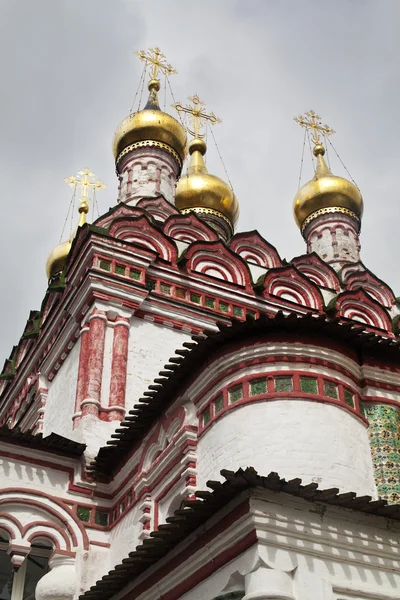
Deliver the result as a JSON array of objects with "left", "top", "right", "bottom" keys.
[{"left": 0, "top": 48, "right": 399, "bottom": 600}]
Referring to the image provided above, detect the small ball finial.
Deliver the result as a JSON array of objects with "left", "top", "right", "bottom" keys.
[
  {"left": 78, "top": 202, "right": 89, "bottom": 214},
  {"left": 188, "top": 138, "right": 207, "bottom": 155},
  {"left": 313, "top": 143, "right": 325, "bottom": 157},
  {"left": 148, "top": 78, "right": 160, "bottom": 92}
]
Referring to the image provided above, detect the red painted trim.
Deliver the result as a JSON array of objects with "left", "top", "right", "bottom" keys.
[
  {"left": 25, "top": 521, "right": 71, "bottom": 550},
  {"left": 0, "top": 450, "right": 77, "bottom": 483},
  {"left": 198, "top": 368, "right": 367, "bottom": 433},
  {"left": 360, "top": 396, "right": 400, "bottom": 407},
  {"left": 27, "top": 530, "right": 61, "bottom": 551},
  {"left": 0, "top": 512, "right": 24, "bottom": 535},
  {"left": 121, "top": 500, "right": 253, "bottom": 600},
  {"left": 164, "top": 531, "right": 257, "bottom": 600},
  {"left": 153, "top": 469, "right": 185, "bottom": 530},
  {"left": 0, "top": 522, "right": 17, "bottom": 539},
  {"left": 0, "top": 490, "right": 89, "bottom": 550},
  {"left": 89, "top": 540, "right": 111, "bottom": 548}
]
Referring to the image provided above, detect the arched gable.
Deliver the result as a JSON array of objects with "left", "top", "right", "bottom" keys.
[
  {"left": 163, "top": 213, "right": 218, "bottom": 244},
  {"left": 140, "top": 411, "right": 184, "bottom": 472},
  {"left": 340, "top": 261, "right": 365, "bottom": 282},
  {"left": 184, "top": 241, "right": 253, "bottom": 290},
  {"left": 345, "top": 270, "right": 395, "bottom": 309},
  {"left": 334, "top": 289, "right": 393, "bottom": 334},
  {"left": 136, "top": 196, "right": 179, "bottom": 222},
  {"left": 0, "top": 489, "right": 89, "bottom": 554},
  {"left": 261, "top": 265, "right": 324, "bottom": 311},
  {"left": 94, "top": 203, "right": 147, "bottom": 230},
  {"left": 292, "top": 253, "right": 340, "bottom": 292},
  {"left": 108, "top": 215, "right": 177, "bottom": 263},
  {"left": 229, "top": 231, "right": 281, "bottom": 269}
]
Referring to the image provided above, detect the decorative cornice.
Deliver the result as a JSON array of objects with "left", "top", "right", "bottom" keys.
[
  {"left": 302, "top": 207, "right": 360, "bottom": 235},
  {"left": 180, "top": 207, "right": 234, "bottom": 230},
  {"left": 116, "top": 140, "right": 182, "bottom": 168}
]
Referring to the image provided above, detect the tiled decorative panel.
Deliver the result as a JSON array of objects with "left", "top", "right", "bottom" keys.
[{"left": 363, "top": 403, "right": 400, "bottom": 504}]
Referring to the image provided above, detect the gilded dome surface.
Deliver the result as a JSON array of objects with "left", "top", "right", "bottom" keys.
[
  {"left": 112, "top": 80, "right": 186, "bottom": 163},
  {"left": 293, "top": 144, "right": 363, "bottom": 231},
  {"left": 175, "top": 139, "right": 239, "bottom": 228},
  {"left": 46, "top": 240, "right": 72, "bottom": 280}
]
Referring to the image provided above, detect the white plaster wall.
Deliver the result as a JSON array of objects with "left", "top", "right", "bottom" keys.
[
  {"left": 108, "top": 506, "right": 142, "bottom": 570},
  {"left": 43, "top": 340, "right": 80, "bottom": 439},
  {"left": 157, "top": 479, "right": 187, "bottom": 526},
  {"left": 0, "top": 455, "right": 68, "bottom": 496},
  {"left": 126, "top": 320, "right": 190, "bottom": 410},
  {"left": 196, "top": 401, "right": 376, "bottom": 497},
  {"left": 81, "top": 546, "right": 110, "bottom": 594}
]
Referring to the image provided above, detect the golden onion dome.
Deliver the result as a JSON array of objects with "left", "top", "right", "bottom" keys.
[
  {"left": 175, "top": 138, "right": 239, "bottom": 230},
  {"left": 45, "top": 240, "right": 72, "bottom": 280},
  {"left": 112, "top": 79, "right": 187, "bottom": 165},
  {"left": 293, "top": 143, "right": 363, "bottom": 233},
  {"left": 45, "top": 196, "right": 90, "bottom": 280}
]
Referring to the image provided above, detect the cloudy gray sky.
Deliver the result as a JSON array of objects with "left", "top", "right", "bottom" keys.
[{"left": 0, "top": 0, "right": 399, "bottom": 362}]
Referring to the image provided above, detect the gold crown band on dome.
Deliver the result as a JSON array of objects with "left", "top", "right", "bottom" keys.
[
  {"left": 180, "top": 207, "right": 234, "bottom": 230},
  {"left": 116, "top": 140, "right": 182, "bottom": 168},
  {"left": 301, "top": 207, "right": 360, "bottom": 234}
]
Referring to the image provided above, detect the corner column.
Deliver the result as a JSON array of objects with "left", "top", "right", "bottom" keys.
[
  {"left": 108, "top": 316, "right": 130, "bottom": 421},
  {"left": 80, "top": 309, "right": 107, "bottom": 418}
]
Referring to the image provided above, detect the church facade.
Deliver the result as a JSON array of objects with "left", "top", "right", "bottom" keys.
[{"left": 0, "top": 49, "right": 399, "bottom": 600}]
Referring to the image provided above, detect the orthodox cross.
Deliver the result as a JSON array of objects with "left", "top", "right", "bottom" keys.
[
  {"left": 65, "top": 168, "right": 106, "bottom": 226},
  {"left": 173, "top": 94, "right": 221, "bottom": 139},
  {"left": 135, "top": 47, "right": 177, "bottom": 80},
  {"left": 294, "top": 110, "right": 335, "bottom": 145}
]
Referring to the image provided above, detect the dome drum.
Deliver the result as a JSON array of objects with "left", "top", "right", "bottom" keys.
[{"left": 301, "top": 206, "right": 361, "bottom": 235}]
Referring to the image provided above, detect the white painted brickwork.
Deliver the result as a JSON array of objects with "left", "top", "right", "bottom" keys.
[
  {"left": 126, "top": 319, "right": 190, "bottom": 412},
  {"left": 108, "top": 506, "right": 142, "bottom": 580},
  {"left": 196, "top": 401, "right": 376, "bottom": 497},
  {"left": 43, "top": 340, "right": 80, "bottom": 440}
]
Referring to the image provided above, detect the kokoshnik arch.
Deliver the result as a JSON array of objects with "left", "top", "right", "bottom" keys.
[{"left": 0, "top": 48, "right": 400, "bottom": 600}]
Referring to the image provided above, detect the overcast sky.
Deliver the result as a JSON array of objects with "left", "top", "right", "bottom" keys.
[{"left": 0, "top": 0, "right": 399, "bottom": 363}]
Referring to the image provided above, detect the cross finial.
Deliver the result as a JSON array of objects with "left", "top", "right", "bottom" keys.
[
  {"left": 173, "top": 95, "right": 221, "bottom": 139},
  {"left": 135, "top": 47, "right": 177, "bottom": 82},
  {"left": 64, "top": 168, "right": 106, "bottom": 227},
  {"left": 294, "top": 110, "right": 335, "bottom": 145}
]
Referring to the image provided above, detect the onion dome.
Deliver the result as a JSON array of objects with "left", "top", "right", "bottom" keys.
[
  {"left": 45, "top": 202, "right": 89, "bottom": 280},
  {"left": 112, "top": 79, "right": 187, "bottom": 166},
  {"left": 46, "top": 168, "right": 105, "bottom": 280},
  {"left": 46, "top": 240, "right": 72, "bottom": 280},
  {"left": 175, "top": 138, "right": 239, "bottom": 231},
  {"left": 293, "top": 143, "right": 363, "bottom": 233}
]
